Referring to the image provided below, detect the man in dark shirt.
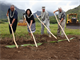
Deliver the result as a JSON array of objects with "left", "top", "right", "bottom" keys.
[{"left": 6, "top": 5, "right": 18, "bottom": 34}]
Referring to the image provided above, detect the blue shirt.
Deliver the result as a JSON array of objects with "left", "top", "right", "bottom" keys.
[{"left": 8, "top": 8, "right": 18, "bottom": 23}]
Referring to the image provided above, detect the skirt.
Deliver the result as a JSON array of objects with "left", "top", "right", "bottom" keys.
[{"left": 27, "top": 23, "right": 36, "bottom": 33}]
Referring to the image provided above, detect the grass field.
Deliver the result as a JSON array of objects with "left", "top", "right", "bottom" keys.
[{"left": 0, "top": 22, "right": 80, "bottom": 38}]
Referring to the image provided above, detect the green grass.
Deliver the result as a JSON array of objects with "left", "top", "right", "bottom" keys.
[{"left": 0, "top": 22, "right": 80, "bottom": 38}]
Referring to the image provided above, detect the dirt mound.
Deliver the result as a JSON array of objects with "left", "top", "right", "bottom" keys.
[
  {"left": 0, "top": 35, "right": 80, "bottom": 60},
  {"left": 0, "top": 34, "right": 57, "bottom": 45}
]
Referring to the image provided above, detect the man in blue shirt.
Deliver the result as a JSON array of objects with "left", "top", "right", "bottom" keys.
[{"left": 6, "top": 5, "right": 18, "bottom": 34}]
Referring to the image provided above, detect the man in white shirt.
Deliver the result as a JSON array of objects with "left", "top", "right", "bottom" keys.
[{"left": 37, "top": 6, "right": 51, "bottom": 37}]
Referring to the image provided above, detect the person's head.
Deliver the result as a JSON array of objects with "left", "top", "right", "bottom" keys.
[
  {"left": 58, "top": 8, "right": 62, "bottom": 13},
  {"left": 26, "top": 9, "right": 32, "bottom": 16},
  {"left": 42, "top": 6, "right": 45, "bottom": 12},
  {"left": 10, "top": 5, "right": 15, "bottom": 11}
]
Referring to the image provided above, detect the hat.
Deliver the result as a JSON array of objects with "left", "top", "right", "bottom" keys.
[{"left": 42, "top": 6, "right": 45, "bottom": 9}]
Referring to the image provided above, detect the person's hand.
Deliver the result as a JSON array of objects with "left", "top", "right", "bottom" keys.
[
  {"left": 53, "top": 12, "right": 55, "bottom": 13},
  {"left": 59, "top": 22, "right": 61, "bottom": 25},
  {"left": 6, "top": 14, "right": 8, "bottom": 16},
  {"left": 36, "top": 15, "right": 39, "bottom": 18},
  {"left": 59, "top": 22, "right": 60, "bottom": 25},
  {"left": 42, "top": 23, "right": 44, "bottom": 25},
  {"left": 10, "top": 24, "right": 12, "bottom": 27},
  {"left": 29, "top": 26, "right": 31, "bottom": 29}
]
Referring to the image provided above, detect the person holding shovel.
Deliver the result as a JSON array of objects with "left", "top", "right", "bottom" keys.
[
  {"left": 24, "top": 9, "right": 36, "bottom": 38},
  {"left": 36, "top": 6, "right": 51, "bottom": 37},
  {"left": 6, "top": 5, "right": 18, "bottom": 34},
  {"left": 53, "top": 8, "right": 66, "bottom": 37}
]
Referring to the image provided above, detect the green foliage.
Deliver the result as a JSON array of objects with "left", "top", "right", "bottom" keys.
[
  {"left": 5, "top": 43, "right": 42, "bottom": 48},
  {"left": 49, "top": 16, "right": 57, "bottom": 24},
  {"left": 0, "top": 19, "right": 8, "bottom": 22},
  {"left": 0, "top": 22, "right": 80, "bottom": 39},
  {"left": 0, "top": 21, "right": 4, "bottom": 24},
  {"left": 0, "top": 3, "right": 25, "bottom": 19}
]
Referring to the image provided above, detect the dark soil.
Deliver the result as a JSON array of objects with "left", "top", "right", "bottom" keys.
[{"left": 0, "top": 35, "right": 80, "bottom": 60}]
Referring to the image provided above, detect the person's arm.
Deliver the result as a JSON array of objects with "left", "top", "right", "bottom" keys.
[
  {"left": 6, "top": 8, "right": 10, "bottom": 16},
  {"left": 60, "top": 12, "right": 66, "bottom": 23},
  {"left": 59, "top": 12, "right": 65, "bottom": 24},
  {"left": 53, "top": 10, "right": 59, "bottom": 13},
  {"left": 29, "top": 15, "right": 34, "bottom": 28},
  {"left": 29, "top": 20, "right": 33, "bottom": 28},
  {"left": 10, "top": 18, "right": 16, "bottom": 26},
  {"left": 36, "top": 12, "right": 42, "bottom": 18},
  {"left": 36, "top": 15, "right": 41, "bottom": 18},
  {"left": 59, "top": 18, "right": 64, "bottom": 24},
  {"left": 23, "top": 15, "right": 26, "bottom": 20},
  {"left": 11, "top": 11, "right": 18, "bottom": 26},
  {"left": 12, "top": 19, "right": 15, "bottom": 24},
  {"left": 6, "top": 11, "right": 9, "bottom": 16},
  {"left": 38, "top": 15, "right": 41, "bottom": 18}
]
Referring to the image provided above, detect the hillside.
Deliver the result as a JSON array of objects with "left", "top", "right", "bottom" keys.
[
  {"left": 49, "top": 5, "right": 80, "bottom": 24},
  {"left": 33, "top": 11, "right": 54, "bottom": 18},
  {"left": 0, "top": 2, "right": 80, "bottom": 23},
  {"left": 66, "top": 5, "right": 80, "bottom": 20},
  {"left": 0, "top": 2, "right": 54, "bottom": 19},
  {"left": 0, "top": 2, "right": 25, "bottom": 19}
]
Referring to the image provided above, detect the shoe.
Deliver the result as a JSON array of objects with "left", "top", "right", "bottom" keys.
[
  {"left": 49, "top": 35, "right": 51, "bottom": 38},
  {"left": 61, "top": 35, "right": 64, "bottom": 38}
]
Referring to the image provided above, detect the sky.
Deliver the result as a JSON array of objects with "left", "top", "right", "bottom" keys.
[{"left": 0, "top": 0, "right": 80, "bottom": 13}]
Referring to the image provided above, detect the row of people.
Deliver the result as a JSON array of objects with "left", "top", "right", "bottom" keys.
[{"left": 6, "top": 5, "right": 66, "bottom": 38}]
